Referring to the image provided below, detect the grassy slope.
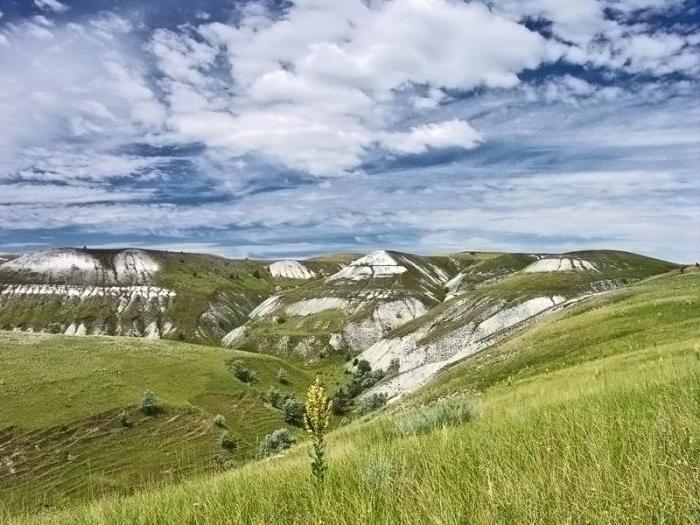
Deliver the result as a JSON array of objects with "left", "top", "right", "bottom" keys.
[
  {"left": 0, "top": 333, "right": 346, "bottom": 514},
  {"left": 10, "top": 270, "right": 700, "bottom": 524}
]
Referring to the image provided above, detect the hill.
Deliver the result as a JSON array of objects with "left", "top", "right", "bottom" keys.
[
  {"left": 6, "top": 268, "right": 698, "bottom": 524},
  {"left": 0, "top": 332, "right": 344, "bottom": 513}
]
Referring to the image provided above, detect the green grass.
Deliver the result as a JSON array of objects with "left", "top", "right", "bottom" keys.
[
  {"left": 12, "top": 331, "right": 700, "bottom": 524},
  {"left": 4, "top": 269, "right": 699, "bottom": 524},
  {"left": 0, "top": 332, "right": 343, "bottom": 514}
]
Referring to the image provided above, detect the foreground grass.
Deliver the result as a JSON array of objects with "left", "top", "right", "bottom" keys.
[{"left": 12, "top": 337, "right": 700, "bottom": 524}]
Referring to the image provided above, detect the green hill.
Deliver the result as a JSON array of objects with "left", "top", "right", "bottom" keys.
[{"left": 5, "top": 269, "right": 698, "bottom": 524}]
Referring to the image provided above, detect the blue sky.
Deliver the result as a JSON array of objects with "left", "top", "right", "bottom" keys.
[{"left": 0, "top": 0, "right": 698, "bottom": 262}]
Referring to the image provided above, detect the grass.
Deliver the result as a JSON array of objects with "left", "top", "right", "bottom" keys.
[
  {"left": 0, "top": 332, "right": 343, "bottom": 514},
  {"left": 4, "top": 269, "right": 699, "bottom": 524},
  {"left": 11, "top": 334, "right": 700, "bottom": 524}
]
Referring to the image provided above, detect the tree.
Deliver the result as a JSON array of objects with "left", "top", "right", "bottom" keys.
[
  {"left": 282, "top": 397, "right": 305, "bottom": 426},
  {"left": 304, "top": 377, "right": 332, "bottom": 484}
]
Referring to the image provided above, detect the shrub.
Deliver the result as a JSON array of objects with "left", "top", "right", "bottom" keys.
[
  {"left": 331, "top": 386, "right": 350, "bottom": 415},
  {"left": 387, "top": 358, "right": 400, "bottom": 376},
  {"left": 117, "top": 410, "right": 131, "bottom": 427},
  {"left": 277, "top": 368, "right": 289, "bottom": 384},
  {"left": 213, "top": 414, "right": 226, "bottom": 427},
  {"left": 258, "top": 428, "right": 296, "bottom": 458},
  {"left": 252, "top": 268, "right": 262, "bottom": 279},
  {"left": 395, "top": 398, "right": 474, "bottom": 436},
  {"left": 219, "top": 431, "right": 237, "bottom": 451},
  {"left": 359, "top": 392, "right": 388, "bottom": 414},
  {"left": 141, "top": 390, "right": 159, "bottom": 415},
  {"left": 229, "top": 360, "right": 257, "bottom": 384},
  {"left": 282, "top": 397, "right": 305, "bottom": 426}
]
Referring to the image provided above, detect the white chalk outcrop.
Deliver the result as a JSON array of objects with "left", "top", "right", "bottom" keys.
[
  {"left": 1, "top": 249, "right": 106, "bottom": 281},
  {"left": 327, "top": 250, "right": 407, "bottom": 281},
  {"left": 342, "top": 297, "right": 427, "bottom": 353},
  {"left": 285, "top": 297, "right": 351, "bottom": 316},
  {"left": 113, "top": 249, "right": 161, "bottom": 283},
  {"left": 268, "top": 260, "right": 316, "bottom": 280},
  {"left": 360, "top": 295, "right": 567, "bottom": 400},
  {"left": 222, "top": 326, "right": 247, "bottom": 347},
  {"left": 0, "top": 248, "right": 161, "bottom": 284},
  {"left": 524, "top": 257, "right": 597, "bottom": 273}
]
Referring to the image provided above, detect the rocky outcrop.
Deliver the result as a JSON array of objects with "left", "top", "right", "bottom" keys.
[{"left": 268, "top": 260, "right": 316, "bottom": 279}]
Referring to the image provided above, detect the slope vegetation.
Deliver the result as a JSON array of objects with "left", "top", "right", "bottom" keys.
[{"left": 8, "top": 269, "right": 699, "bottom": 524}]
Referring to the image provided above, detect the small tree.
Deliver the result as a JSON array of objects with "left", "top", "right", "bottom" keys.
[
  {"left": 141, "top": 390, "right": 159, "bottom": 415},
  {"left": 304, "top": 377, "right": 333, "bottom": 484},
  {"left": 282, "top": 397, "right": 305, "bottom": 426},
  {"left": 277, "top": 368, "right": 289, "bottom": 384},
  {"left": 219, "top": 431, "right": 236, "bottom": 451}
]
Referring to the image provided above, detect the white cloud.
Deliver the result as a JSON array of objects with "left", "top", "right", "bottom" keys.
[
  {"left": 381, "top": 120, "right": 482, "bottom": 154},
  {"left": 34, "top": 0, "right": 69, "bottom": 13},
  {"left": 152, "top": 0, "right": 549, "bottom": 175}
]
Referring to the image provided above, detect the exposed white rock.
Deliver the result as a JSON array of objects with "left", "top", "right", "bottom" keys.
[
  {"left": 342, "top": 297, "right": 427, "bottom": 353},
  {"left": 64, "top": 322, "right": 78, "bottom": 336},
  {"left": 0, "top": 248, "right": 162, "bottom": 284},
  {"left": 114, "top": 249, "right": 160, "bottom": 283},
  {"left": 249, "top": 295, "right": 281, "bottom": 319},
  {"left": 0, "top": 284, "right": 175, "bottom": 300},
  {"left": 145, "top": 322, "right": 160, "bottom": 339},
  {"left": 327, "top": 250, "right": 407, "bottom": 281},
  {"left": 329, "top": 333, "right": 344, "bottom": 351},
  {"left": 524, "top": 257, "right": 597, "bottom": 273},
  {"left": 360, "top": 295, "right": 567, "bottom": 399},
  {"left": 268, "top": 260, "right": 316, "bottom": 280},
  {"left": 1, "top": 249, "right": 104, "bottom": 281},
  {"left": 222, "top": 326, "right": 247, "bottom": 347},
  {"left": 285, "top": 297, "right": 351, "bottom": 316},
  {"left": 75, "top": 322, "right": 88, "bottom": 336}
]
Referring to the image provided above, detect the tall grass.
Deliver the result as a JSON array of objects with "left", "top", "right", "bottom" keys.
[{"left": 13, "top": 346, "right": 700, "bottom": 525}]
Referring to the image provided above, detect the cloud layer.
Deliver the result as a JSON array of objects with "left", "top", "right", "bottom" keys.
[{"left": 0, "top": 0, "right": 698, "bottom": 261}]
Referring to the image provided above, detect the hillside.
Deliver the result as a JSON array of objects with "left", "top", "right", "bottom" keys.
[
  {"left": 0, "top": 332, "right": 345, "bottom": 513},
  {"left": 6, "top": 268, "right": 698, "bottom": 524},
  {"left": 0, "top": 245, "right": 687, "bottom": 522}
]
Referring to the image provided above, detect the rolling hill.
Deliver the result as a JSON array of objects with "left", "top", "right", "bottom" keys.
[
  {"left": 3, "top": 267, "right": 697, "bottom": 524},
  {"left": 0, "top": 245, "right": 691, "bottom": 523}
]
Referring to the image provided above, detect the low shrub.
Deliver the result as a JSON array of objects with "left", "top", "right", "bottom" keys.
[
  {"left": 395, "top": 398, "right": 474, "bottom": 436},
  {"left": 358, "top": 392, "right": 388, "bottom": 414},
  {"left": 277, "top": 368, "right": 289, "bottom": 384},
  {"left": 212, "top": 414, "right": 226, "bottom": 427},
  {"left": 219, "top": 431, "right": 237, "bottom": 451},
  {"left": 141, "top": 390, "right": 159, "bottom": 415},
  {"left": 117, "top": 410, "right": 131, "bottom": 427},
  {"left": 258, "top": 428, "right": 296, "bottom": 458},
  {"left": 229, "top": 359, "right": 257, "bottom": 384}
]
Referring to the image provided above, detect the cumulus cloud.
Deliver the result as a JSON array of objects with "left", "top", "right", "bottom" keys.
[
  {"left": 151, "top": 0, "right": 549, "bottom": 174},
  {"left": 380, "top": 120, "right": 483, "bottom": 154}
]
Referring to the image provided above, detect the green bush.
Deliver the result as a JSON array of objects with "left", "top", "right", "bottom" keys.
[
  {"left": 277, "top": 368, "right": 289, "bottom": 384},
  {"left": 359, "top": 392, "right": 388, "bottom": 414},
  {"left": 282, "top": 397, "right": 305, "bottom": 426},
  {"left": 140, "top": 390, "right": 159, "bottom": 415},
  {"left": 258, "top": 428, "right": 296, "bottom": 458},
  {"left": 395, "top": 398, "right": 474, "bottom": 436},
  {"left": 219, "top": 431, "right": 237, "bottom": 451},
  {"left": 212, "top": 414, "right": 226, "bottom": 428},
  {"left": 229, "top": 359, "right": 257, "bottom": 384}
]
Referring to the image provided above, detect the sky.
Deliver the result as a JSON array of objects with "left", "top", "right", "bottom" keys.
[{"left": 0, "top": 0, "right": 698, "bottom": 262}]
